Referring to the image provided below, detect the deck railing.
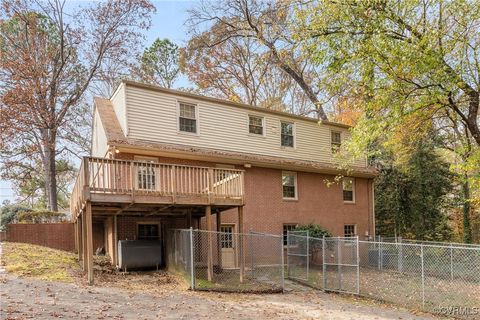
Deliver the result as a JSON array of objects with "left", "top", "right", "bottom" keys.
[{"left": 70, "top": 157, "right": 245, "bottom": 215}]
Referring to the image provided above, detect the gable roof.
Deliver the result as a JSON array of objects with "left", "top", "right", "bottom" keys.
[{"left": 93, "top": 97, "right": 377, "bottom": 177}]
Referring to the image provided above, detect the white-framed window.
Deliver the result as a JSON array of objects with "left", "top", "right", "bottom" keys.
[
  {"left": 342, "top": 177, "right": 355, "bottom": 203},
  {"left": 344, "top": 224, "right": 356, "bottom": 237},
  {"left": 331, "top": 131, "right": 342, "bottom": 153},
  {"left": 134, "top": 156, "right": 158, "bottom": 191},
  {"left": 282, "top": 171, "right": 297, "bottom": 199},
  {"left": 178, "top": 102, "right": 197, "bottom": 133},
  {"left": 248, "top": 115, "right": 264, "bottom": 135},
  {"left": 220, "top": 225, "right": 234, "bottom": 248},
  {"left": 280, "top": 121, "right": 294, "bottom": 147},
  {"left": 137, "top": 222, "right": 160, "bottom": 240},
  {"left": 283, "top": 224, "right": 297, "bottom": 246}
]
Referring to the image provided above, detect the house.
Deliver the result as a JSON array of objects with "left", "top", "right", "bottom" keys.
[{"left": 70, "top": 80, "right": 377, "bottom": 284}]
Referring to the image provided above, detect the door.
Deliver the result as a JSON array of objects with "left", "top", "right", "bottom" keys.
[
  {"left": 134, "top": 156, "right": 159, "bottom": 192},
  {"left": 220, "top": 225, "right": 236, "bottom": 268}
]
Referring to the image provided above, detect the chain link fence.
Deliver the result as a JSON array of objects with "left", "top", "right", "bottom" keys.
[
  {"left": 166, "top": 229, "right": 479, "bottom": 317},
  {"left": 287, "top": 233, "right": 480, "bottom": 317},
  {"left": 166, "top": 228, "right": 284, "bottom": 292}
]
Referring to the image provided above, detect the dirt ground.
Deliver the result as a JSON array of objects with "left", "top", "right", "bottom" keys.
[{"left": 0, "top": 272, "right": 442, "bottom": 320}]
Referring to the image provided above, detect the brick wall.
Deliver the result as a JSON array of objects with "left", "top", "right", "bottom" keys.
[
  {"left": 114, "top": 152, "right": 374, "bottom": 238},
  {"left": 6, "top": 223, "right": 75, "bottom": 252}
]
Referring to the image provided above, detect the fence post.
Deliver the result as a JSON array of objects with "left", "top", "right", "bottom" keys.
[
  {"left": 189, "top": 227, "right": 195, "bottom": 290},
  {"left": 250, "top": 230, "right": 254, "bottom": 277},
  {"left": 450, "top": 243, "right": 453, "bottom": 281},
  {"left": 356, "top": 236, "right": 360, "bottom": 295},
  {"left": 420, "top": 244, "right": 425, "bottom": 309},
  {"left": 286, "top": 231, "right": 290, "bottom": 277},
  {"left": 306, "top": 230, "right": 310, "bottom": 282},
  {"left": 337, "top": 238, "right": 342, "bottom": 291},
  {"left": 281, "top": 234, "right": 285, "bottom": 291},
  {"left": 322, "top": 235, "right": 326, "bottom": 290}
]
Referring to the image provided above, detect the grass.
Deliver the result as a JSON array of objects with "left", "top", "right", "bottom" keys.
[{"left": 1, "top": 242, "right": 79, "bottom": 282}]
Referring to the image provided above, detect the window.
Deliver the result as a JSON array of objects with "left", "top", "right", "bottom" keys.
[
  {"left": 282, "top": 171, "right": 297, "bottom": 199},
  {"left": 248, "top": 115, "right": 264, "bottom": 135},
  {"left": 179, "top": 102, "right": 197, "bottom": 133},
  {"left": 343, "top": 177, "right": 355, "bottom": 202},
  {"left": 137, "top": 223, "right": 160, "bottom": 240},
  {"left": 220, "top": 225, "right": 234, "bottom": 248},
  {"left": 283, "top": 224, "right": 297, "bottom": 246},
  {"left": 281, "top": 121, "right": 294, "bottom": 147},
  {"left": 344, "top": 224, "right": 356, "bottom": 237},
  {"left": 135, "top": 157, "right": 158, "bottom": 191},
  {"left": 331, "top": 131, "right": 342, "bottom": 153}
]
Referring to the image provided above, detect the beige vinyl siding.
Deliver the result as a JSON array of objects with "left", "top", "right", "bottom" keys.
[
  {"left": 124, "top": 85, "right": 366, "bottom": 167},
  {"left": 111, "top": 84, "right": 127, "bottom": 135},
  {"left": 92, "top": 109, "right": 109, "bottom": 157}
]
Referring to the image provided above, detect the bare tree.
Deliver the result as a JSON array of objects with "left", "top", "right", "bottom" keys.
[
  {"left": 0, "top": 0, "right": 155, "bottom": 211},
  {"left": 186, "top": 0, "right": 328, "bottom": 119}
]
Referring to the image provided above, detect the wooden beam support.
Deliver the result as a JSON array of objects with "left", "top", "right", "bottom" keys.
[
  {"left": 206, "top": 205, "right": 213, "bottom": 282},
  {"left": 238, "top": 206, "right": 244, "bottom": 283},
  {"left": 85, "top": 201, "right": 94, "bottom": 285},
  {"left": 81, "top": 211, "right": 87, "bottom": 271}
]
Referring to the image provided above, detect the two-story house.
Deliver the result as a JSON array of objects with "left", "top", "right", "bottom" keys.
[{"left": 70, "top": 80, "right": 376, "bottom": 283}]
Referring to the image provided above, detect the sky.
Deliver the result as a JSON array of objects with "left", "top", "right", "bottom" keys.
[{"left": 0, "top": 0, "right": 197, "bottom": 204}]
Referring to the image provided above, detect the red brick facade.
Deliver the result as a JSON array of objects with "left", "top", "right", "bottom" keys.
[{"left": 107, "top": 152, "right": 374, "bottom": 240}]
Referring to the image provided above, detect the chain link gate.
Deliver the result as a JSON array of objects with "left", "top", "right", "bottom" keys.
[
  {"left": 323, "top": 236, "right": 359, "bottom": 294},
  {"left": 286, "top": 230, "right": 309, "bottom": 281}
]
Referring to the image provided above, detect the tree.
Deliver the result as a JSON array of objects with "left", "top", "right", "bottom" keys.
[
  {"left": 186, "top": 0, "right": 328, "bottom": 119},
  {"left": 297, "top": 0, "right": 480, "bottom": 144},
  {"left": 135, "top": 38, "right": 181, "bottom": 88},
  {"left": 375, "top": 140, "right": 453, "bottom": 241},
  {"left": 0, "top": 201, "right": 30, "bottom": 231},
  {"left": 0, "top": 0, "right": 155, "bottom": 211}
]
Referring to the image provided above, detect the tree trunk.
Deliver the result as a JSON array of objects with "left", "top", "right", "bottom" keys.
[
  {"left": 461, "top": 179, "right": 472, "bottom": 244},
  {"left": 43, "top": 133, "right": 58, "bottom": 212}
]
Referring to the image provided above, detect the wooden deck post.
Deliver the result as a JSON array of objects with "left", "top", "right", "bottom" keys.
[
  {"left": 238, "top": 206, "right": 244, "bottom": 283},
  {"left": 216, "top": 210, "right": 222, "bottom": 270},
  {"left": 77, "top": 217, "right": 83, "bottom": 263},
  {"left": 113, "top": 214, "right": 118, "bottom": 267},
  {"left": 85, "top": 201, "right": 94, "bottom": 285},
  {"left": 81, "top": 211, "right": 87, "bottom": 271},
  {"left": 206, "top": 205, "right": 213, "bottom": 281}
]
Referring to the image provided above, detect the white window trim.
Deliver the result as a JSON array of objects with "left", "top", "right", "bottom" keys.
[
  {"left": 344, "top": 224, "right": 357, "bottom": 237},
  {"left": 343, "top": 177, "right": 356, "bottom": 204},
  {"left": 282, "top": 171, "right": 298, "bottom": 200},
  {"left": 330, "top": 129, "right": 342, "bottom": 152},
  {"left": 134, "top": 155, "right": 159, "bottom": 191},
  {"left": 283, "top": 223, "right": 298, "bottom": 247},
  {"left": 247, "top": 114, "right": 266, "bottom": 137},
  {"left": 280, "top": 120, "right": 296, "bottom": 149},
  {"left": 176, "top": 100, "right": 200, "bottom": 136}
]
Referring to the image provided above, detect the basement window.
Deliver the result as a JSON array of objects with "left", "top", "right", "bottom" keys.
[
  {"left": 137, "top": 223, "right": 160, "bottom": 240},
  {"left": 344, "top": 224, "right": 356, "bottom": 237}
]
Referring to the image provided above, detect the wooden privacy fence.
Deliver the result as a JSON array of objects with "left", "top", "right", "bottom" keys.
[{"left": 5, "top": 223, "right": 75, "bottom": 252}]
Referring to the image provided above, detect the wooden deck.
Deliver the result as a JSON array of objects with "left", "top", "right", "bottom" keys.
[{"left": 70, "top": 157, "right": 245, "bottom": 218}]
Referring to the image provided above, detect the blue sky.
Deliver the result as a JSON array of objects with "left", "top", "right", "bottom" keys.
[{"left": 0, "top": 0, "right": 197, "bottom": 203}]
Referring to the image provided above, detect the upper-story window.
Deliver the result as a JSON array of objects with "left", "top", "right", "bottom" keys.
[
  {"left": 281, "top": 121, "right": 294, "bottom": 147},
  {"left": 179, "top": 102, "right": 197, "bottom": 133},
  {"left": 282, "top": 171, "right": 297, "bottom": 199},
  {"left": 343, "top": 177, "right": 355, "bottom": 202},
  {"left": 331, "top": 131, "right": 342, "bottom": 153},
  {"left": 248, "top": 115, "right": 264, "bottom": 135}
]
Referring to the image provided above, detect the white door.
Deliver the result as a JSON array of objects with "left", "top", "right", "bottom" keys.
[{"left": 220, "top": 225, "right": 236, "bottom": 268}]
